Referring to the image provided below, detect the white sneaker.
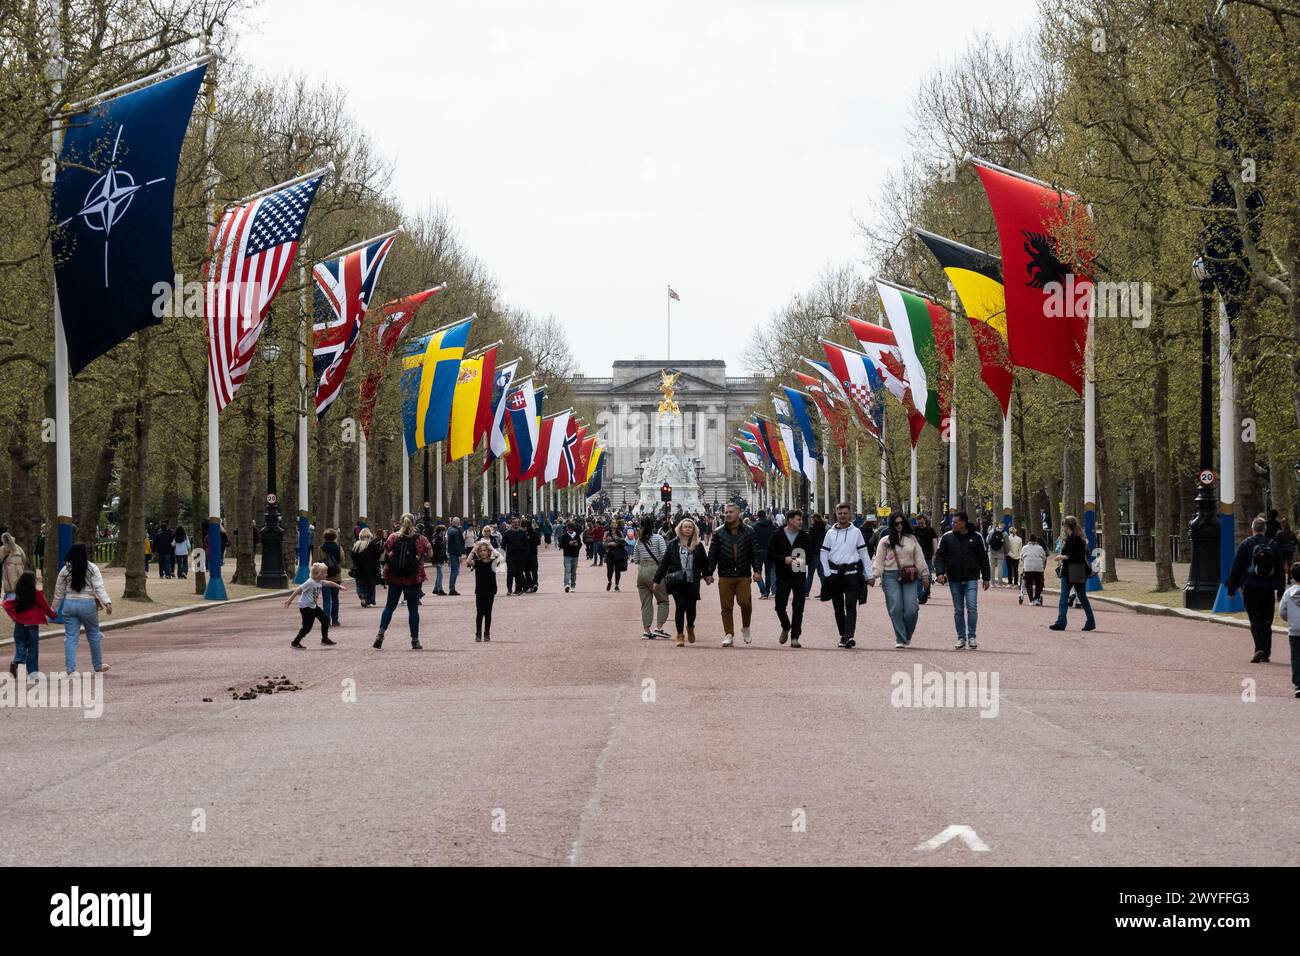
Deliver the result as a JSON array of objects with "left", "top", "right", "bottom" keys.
[
  {"left": 895, "top": 640, "right": 906, "bottom": 649},
  {"left": 652, "top": 628, "right": 670, "bottom": 638},
  {"left": 722, "top": 634, "right": 734, "bottom": 647},
  {"left": 742, "top": 627, "right": 752, "bottom": 644}
]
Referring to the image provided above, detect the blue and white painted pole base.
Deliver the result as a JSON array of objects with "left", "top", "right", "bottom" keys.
[
  {"left": 202, "top": 517, "right": 227, "bottom": 600},
  {"left": 294, "top": 513, "right": 311, "bottom": 584},
  {"left": 1212, "top": 507, "right": 1244, "bottom": 613},
  {"left": 1084, "top": 505, "right": 1102, "bottom": 592}
]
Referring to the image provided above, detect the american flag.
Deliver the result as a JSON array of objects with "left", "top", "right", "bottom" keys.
[
  {"left": 312, "top": 233, "right": 396, "bottom": 420},
  {"left": 206, "top": 175, "right": 323, "bottom": 411},
  {"left": 668, "top": 285, "right": 680, "bottom": 301}
]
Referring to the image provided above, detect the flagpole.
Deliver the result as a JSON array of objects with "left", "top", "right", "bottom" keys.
[
  {"left": 948, "top": 286, "right": 958, "bottom": 521},
  {"left": 463, "top": 457, "right": 470, "bottom": 518},
  {"left": 963, "top": 153, "right": 1079, "bottom": 196},
  {"left": 294, "top": 244, "right": 311, "bottom": 584},
  {"left": 358, "top": 432, "right": 368, "bottom": 526},
  {"left": 666, "top": 286, "right": 671, "bottom": 360},
  {"left": 1083, "top": 206, "right": 1101, "bottom": 592},
  {"left": 910, "top": 444, "right": 917, "bottom": 515},
  {"left": 839, "top": 446, "right": 846, "bottom": 505},
  {"left": 317, "top": 229, "right": 400, "bottom": 264},
  {"left": 822, "top": 425, "right": 830, "bottom": 513},
  {"left": 226, "top": 164, "right": 333, "bottom": 211},
  {"left": 879, "top": 415, "right": 887, "bottom": 513},
  {"left": 435, "top": 441, "right": 443, "bottom": 519},
  {"left": 401, "top": 430, "right": 410, "bottom": 516},
  {"left": 1002, "top": 414, "right": 1012, "bottom": 532},
  {"left": 854, "top": 440, "right": 862, "bottom": 517},
  {"left": 200, "top": 30, "right": 226, "bottom": 599},
  {"left": 62, "top": 53, "right": 217, "bottom": 113}
]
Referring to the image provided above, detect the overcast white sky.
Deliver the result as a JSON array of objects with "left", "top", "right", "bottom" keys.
[{"left": 239, "top": 0, "right": 1039, "bottom": 375}]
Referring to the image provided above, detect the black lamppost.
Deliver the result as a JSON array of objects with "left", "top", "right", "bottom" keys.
[
  {"left": 1184, "top": 256, "right": 1220, "bottom": 609},
  {"left": 257, "top": 343, "right": 288, "bottom": 589}
]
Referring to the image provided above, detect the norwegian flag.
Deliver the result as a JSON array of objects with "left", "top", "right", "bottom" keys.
[
  {"left": 206, "top": 174, "right": 324, "bottom": 411},
  {"left": 556, "top": 416, "right": 582, "bottom": 488},
  {"left": 358, "top": 283, "right": 446, "bottom": 438},
  {"left": 312, "top": 233, "right": 396, "bottom": 420}
]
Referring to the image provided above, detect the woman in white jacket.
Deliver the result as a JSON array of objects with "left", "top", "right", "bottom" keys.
[
  {"left": 871, "top": 515, "right": 931, "bottom": 648},
  {"left": 1018, "top": 535, "right": 1048, "bottom": 606},
  {"left": 53, "top": 542, "right": 112, "bottom": 674}
]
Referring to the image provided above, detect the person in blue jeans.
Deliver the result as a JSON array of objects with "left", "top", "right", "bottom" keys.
[
  {"left": 53, "top": 543, "right": 113, "bottom": 673},
  {"left": 1049, "top": 515, "right": 1096, "bottom": 631},
  {"left": 932, "top": 512, "right": 991, "bottom": 649},
  {"left": 372, "top": 515, "right": 432, "bottom": 650},
  {"left": 4, "top": 570, "right": 57, "bottom": 677}
]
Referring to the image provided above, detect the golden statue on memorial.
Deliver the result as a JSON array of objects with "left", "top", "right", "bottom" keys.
[{"left": 657, "top": 369, "right": 681, "bottom": 415}]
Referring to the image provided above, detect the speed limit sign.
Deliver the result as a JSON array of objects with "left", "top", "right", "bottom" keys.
[{"left": 1198, "top": 469, "right": 1215, "bottom": 486}]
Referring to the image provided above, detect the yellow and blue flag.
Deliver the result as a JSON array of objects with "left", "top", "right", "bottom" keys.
[{"left": 400, "top": 317, "right": 473, "bottom": 452}]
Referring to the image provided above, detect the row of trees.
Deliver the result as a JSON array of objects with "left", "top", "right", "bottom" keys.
[
  {"left": 0, "top": 0, "right": 575, "bottom": 598},
  {"left": 746, "top": 0, "right": 1300, "bottom": 588}
]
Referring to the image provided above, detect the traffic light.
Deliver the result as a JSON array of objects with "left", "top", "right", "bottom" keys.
[{"left": 660, "top": 482, "right": 672, "bottom": 503}]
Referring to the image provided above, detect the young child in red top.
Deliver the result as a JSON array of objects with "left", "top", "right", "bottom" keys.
[{"left": 4, "top": 570, "right": 57, "bottom": 677}]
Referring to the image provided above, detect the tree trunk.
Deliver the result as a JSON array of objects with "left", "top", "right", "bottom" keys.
[
  {"left": 1269, "top": 453, "right": 1296, "bottom": 524},
  {"left": 1234, "top": 290, "right": 1261, "bottom": 533},
  {"left": 78, "top": 405, "right": 127, "bottom": 543},
  {"left": 7, "top": 406, "right": 42, "bottom": 557},
  {"left": 1152, "top": 335, "right": 1175, "bottom": 591},
  {"left": 233, "top": 398, "right": 258, "bottom": 584},
  {"left": 122, "top": 331, "right": 151, "bottom": 601}
]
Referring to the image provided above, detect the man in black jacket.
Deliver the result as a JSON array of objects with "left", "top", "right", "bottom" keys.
[
  {"left": 750, "top": 510, "right": 776, "bottom": 599},
  {"left": 934, "top": 512, "right": 991, "bottom": 649},
  {"left": 708, "top": 503, "right": 762, "bottom": 647},
  {"left": 767, "top": 508, "right": 811, "bottom": 647},
  {"left": 501, "top": 518, "right": 529, "bottom": 596},
  {"left": 1226, "top": 516, "right": 1286, "bottom": 663},
  {"left": 558, "top": 522, "right": 583, "bottom": 592}
]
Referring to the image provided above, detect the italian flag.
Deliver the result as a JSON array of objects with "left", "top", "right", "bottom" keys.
[{"left": 874, "top": 280, "right": 953, "bottom": 429}]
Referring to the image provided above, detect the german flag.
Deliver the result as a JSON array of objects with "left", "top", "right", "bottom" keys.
[{"left": 915, "top": 228, "right": 1013, "bottom": 416}]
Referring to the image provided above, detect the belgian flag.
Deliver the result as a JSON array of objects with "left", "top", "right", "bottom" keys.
[{"left": 915, "top": 228, "right": 1013, "bottom": 417}]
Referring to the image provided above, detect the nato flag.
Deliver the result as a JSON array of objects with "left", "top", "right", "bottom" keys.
[{"left": 51, "top": 66, "right": 207, "bottom": 374}]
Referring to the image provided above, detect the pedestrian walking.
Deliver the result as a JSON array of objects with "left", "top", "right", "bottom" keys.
[
  {"left": 501, "top": 518, "right": 528, "bottom": 595},
  {"left": 53, "top": 543, "right": 113, "bottom": 673},
  {"left": 430, "top": 524, "right": 449, "bottom": 595},
  {"left": 820, "top": 503, "right": 872, "bottom": 649},
  {"left": 872, "top": 513, "right": 930, "bottom": 648},
  {"left": 350, "top": 527, "right": 383, "bottom": 607},
  {"left": 1276, "top": 518, "right": 1296, "bottom": 575},
  {"left": 4, "top": 570, "right": 56, "bottom": 677},
  {"left": 1019, "top": 535, "right": 1048, "bottom": 605},
  {"left": 1005, "top": 526, "right": 1023, "bottom": 587},
  {"left": 1278, "top": 564, "right": 1300, "bottom": 698},
  {"left": 373, "top": 514, "right": 432, "bottom": 650},
  {"left": 320, "top": 529, "right": 344, "bottom": 626},
  {"left": 805, "top": 512, "right": 827, "bottom": 598},
  {"left": 604, "top": 521, "right": 629, "bottom": 591},
  {"left": 466, "top": 539, "right": 498, "bottom": 641},
  {"left": 933, "top": 512, "right": 991, "bottom": 649},
  {"left": 1049, "top": 515, "right": 1097, "bottom": 633},
  {"left": 707, "top": 502, "right": 762, "bottom": 647},
  {"left": 653, "top": 517, "right": 713, "bottom": 647},
  {"left": 541, "top": 516, "right": 553, "bottom": 549},
  {"left": 154, "top": 522, "right": 175, "bottom": 578},
  {"left": 1, "top": 531, "right": 27, "bottom": 599},
  {"left": 751, "top": 510, "right": 776, "bottom": 599},
  {"left": 766, "top": 507, "right": 811, "bottom": 647},
  {"left": 1226, "top": 515, "right": 1285, "bottom": 663},
  {"left": 559, "top": 521, "right": 583, "bottom": 592},
  {"left": 632, "top": 516, "right": 670, "bottom": 638},
  {"left": 173, "top": 526, "right": 191, "bottom": 578},
  {"left": 986, "top": 524, "right": 1007, "bottom": 587},
  {"left": 446, "top": 517, "right": 466, "bottom": 595},
  {"left": 524, "top": 518, "right": 541, "bottom": 592},
  {"left": 285, "top": 563, "right": 345, "bottom": 647}
]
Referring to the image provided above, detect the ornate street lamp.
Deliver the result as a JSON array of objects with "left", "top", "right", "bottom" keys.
[
  {"left": 257, "top": 342, "right": 288, "bottom": 588},
  {"left": 1184, "top": 256, "right": 1220, "bottom": 609}
]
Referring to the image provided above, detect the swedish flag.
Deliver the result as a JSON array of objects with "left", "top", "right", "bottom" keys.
[{"left": 400, "top": 318, "right": 473, "bottom": 452}]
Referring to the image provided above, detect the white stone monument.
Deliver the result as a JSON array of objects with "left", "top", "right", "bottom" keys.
[{"left": 636, "top": 370, "right": 704, "bottom": 514}]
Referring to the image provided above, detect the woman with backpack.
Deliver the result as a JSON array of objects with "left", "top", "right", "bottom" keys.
[
  {"left": 604, "top": 520, "right": 629, "bottom": 592},
  {"left": 1049, "top": 515, "right": 1096, "bottom": 632},
  {"left": 871, "top": 514, "right": 930, "bottom": 648},
  {"left": 320, "top": 529, "right": 344, "bottom": 626},
  {"left": 373, "top": 514, "right": 431, "bottom": 650},
  {"left": 54, "top": 542, "right": 113, "bottom": 673},
  {"left": 653, "top": 517, "right": 713, "bottom": 647},
  {"left": 350, "top": 527, "right": 383, "bottom": 608}
]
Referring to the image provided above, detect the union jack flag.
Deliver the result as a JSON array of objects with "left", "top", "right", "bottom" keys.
[
  {"left": 206, "top": 174, "right": 324, "bottom": 411},
  {"left": 312, "top": 233, "right": 396, "bottom": 419}
]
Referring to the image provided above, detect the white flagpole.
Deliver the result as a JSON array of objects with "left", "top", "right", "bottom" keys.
[
  {"left": 879, "top": 415, "right": 887, "bottom": 513},
  {"left": 1214, "top": 295, "right": 1243, "bottom": 611},
  {"left": 1083, "top": 210, "right": 1101, "bottom": 592},
  {"left": 854, "top": 440, "right": 862, "bottom": 516},
  {"left": 294, "top": 248, "right": 311, "bottom": 584},
  {"left": 358, "top": 431, "right": 368, "bottom": 525},
  {"left": 401, "top": 431, "right": 410, "bottom": 516},
  {"left": 482, "top": 459, "right": 489, "bottom": 519},
  {"left": 463, "top": 457, "right": 470, "bottom": 518},
  {"left": 1001, "top": 413, "right": 1012, "bottom": 531},
  {"left": 909, "top": 444, "right": 918, "bottom": 515},
  {"left": 948, "top": 286, "right": 959, "bottom": 521},
  {"left": 667, "top": 286, "right": 671, "bottom": 360},
  {"left": 839, "top": 446, "right": 846, "bottom": 504},
  {"left": 435, "top": 441, "right": 443, "bottom": 519},
  {"left": 200, "top": 31, "right": 225, "bottom": 599}
]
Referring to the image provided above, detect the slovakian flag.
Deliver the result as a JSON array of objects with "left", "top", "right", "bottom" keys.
[
  {"left": 971, "top": 158, "right": 1093, "bottom": 395},
  {"left": 313, "top": 233, "right": 396, "bottom": 419},
  {"left": 820, "top": 341, "right": 884, "bottom": 440},
  {"left": 359, "top": 283, "right": 447, "bottom": 438},
  {"left": 503, "top": 378, "right": 540, "bottom": 482},
  {"left": 873, "top": 279, "right": 954, "bottom": 430},
  {"left": 915, "top": 229, "right": 1013, "bottom": 417},
  {"left": 399, "top": 317, "right": 473, "bottom": 452},
  {"left": 52, "top": 65, "right": 207, "bottom": 374},
  {"left": 850, "top": 320, "right": 928, "bottom": 447}
]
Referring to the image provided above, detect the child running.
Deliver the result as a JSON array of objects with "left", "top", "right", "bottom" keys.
[
  {"left": 286, "top": 562, "right": 346, "bottom": 648},
  {"left": 466, "top": 539, "right": 498, "bottom": 642},
  {"left": 4, "top": 570, "right": 57, "bottom": 677}
]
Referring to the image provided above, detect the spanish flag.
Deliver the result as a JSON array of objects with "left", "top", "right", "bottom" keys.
[
  {"left": 399, "top": 317, "right": 473, "bottom": 452},
  {"left": 446, "top": 344, "right": 497, "bottom": 462},
  {"left": 914, "top": 228, "right": 1012, "bottom": 416}
]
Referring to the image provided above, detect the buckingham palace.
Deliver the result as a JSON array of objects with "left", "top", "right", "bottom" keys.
[{"left": 569, "top": 359, "right": 764, "bottom": 508}]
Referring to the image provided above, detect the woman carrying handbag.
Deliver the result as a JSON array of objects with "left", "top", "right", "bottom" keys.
[
  {"left": 1049, "top": 515, "right": 1096, "bottom": 632},
  {"left": 872, "top": 514, "right": 930, "bottom": 648},
  {"left": 653, "top": 517, "right": 713, "bottom": 647}
]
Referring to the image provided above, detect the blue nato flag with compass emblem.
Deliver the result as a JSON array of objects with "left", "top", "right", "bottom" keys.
[{"left": 50, "top": 65, "right": 206, "bottom": 374}]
